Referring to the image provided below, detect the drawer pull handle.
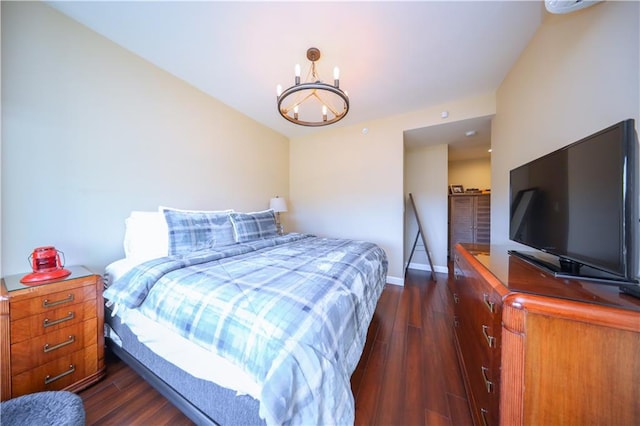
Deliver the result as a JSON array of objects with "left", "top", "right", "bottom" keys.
[
  {"left": 43, "top": 312, "right": 75, "bottom": 328},
  {"left": 482, "top": 325, "right": 495, "bottom": 348},
  {"left": 44, "top": 364, "right": 75, "bottom": 385},
  {"left": 481, "top": 366, "right": 494, "bottom": 393},
  {"left": 43, "top": 335, "right": 75, "bottom": 353},
  {"left": 483, "top": 293, "right": 494, "bottom": 313},
  {"left": 453, "top": 293, "right": 460, "bottom": 304},
  {"left": 480, "top": 408, "right": 489, "bottom": 426},
  {"left": 43, "top": 294, "right": 74, "bottom": 308},
  {"left": 454, "top": 316, "right": 459, "bottom": 328}
]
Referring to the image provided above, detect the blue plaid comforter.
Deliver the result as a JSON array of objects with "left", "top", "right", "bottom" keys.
[{"left": 103, "top": 234, "right": 388, "bottom": 425}]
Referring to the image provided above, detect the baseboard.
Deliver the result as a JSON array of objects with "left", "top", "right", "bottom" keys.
[
  {"left": 386, "top": 262, "right": 448, "bottom": 287},
  {"left": 386, "top": 275, "right": 404, "bottom": 286},
  {"left": 406, "top": 262, "right": 448, "bottom": 274}
]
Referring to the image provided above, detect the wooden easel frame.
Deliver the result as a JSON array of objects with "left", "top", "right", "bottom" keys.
[{"left": 405, "top": 193, "right": 436, "bottom": 281}]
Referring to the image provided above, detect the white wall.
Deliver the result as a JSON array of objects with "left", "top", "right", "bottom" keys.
[
  {"left": 448, "top": 158, "right": 491, "bottom": 191},
  {"left": 1, "top": 2, "right": 289, "bottom": 275},
  {"left": 404, "top": 144, "right": 449, "bottom": 273},
  {"left": 492, "top": 0, "right": 640, "bottom": 246},
  {"left": 290, "top": 93, "right": 496, "bottom": 283}
]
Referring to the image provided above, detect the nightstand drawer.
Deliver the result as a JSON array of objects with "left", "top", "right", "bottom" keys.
[
  {"left": 10, "top": 299, "right": 97, "bottom": 343},
  {"left": 11, "top": 345, "right": 99, "bottom": 397},
  {"left": 9, "top": 281, "right": 96, "bottom": 321},
  {"left": 11, "top": 320, "right": 97, "bottom": 376}
]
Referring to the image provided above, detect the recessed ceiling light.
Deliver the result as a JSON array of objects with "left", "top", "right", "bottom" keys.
[{"left": 465, "top": 130, "right": 477, "bottom": 137}]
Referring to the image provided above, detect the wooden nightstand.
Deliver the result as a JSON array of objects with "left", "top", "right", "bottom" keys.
[{"left": 0, "top": 266, "right": 105, "bottom": 401}]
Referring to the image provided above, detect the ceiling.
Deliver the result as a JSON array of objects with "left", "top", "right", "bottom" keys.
[
  {"left": 46, "top": 1, "right": 544, "bottom": 157},
  {"left": 405, "top": 115, "right": 494, "bottom": 161}
]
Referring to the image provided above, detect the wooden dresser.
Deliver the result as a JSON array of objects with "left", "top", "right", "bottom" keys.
[
  {"left": 0, "top": 266, "right": 105, "bottom": 400},
  {"left": 450, "top": 243, "right": 640, "bottom": 426},
  {"left": 449, "top": 194, "right": 490, "bottom": 257}
]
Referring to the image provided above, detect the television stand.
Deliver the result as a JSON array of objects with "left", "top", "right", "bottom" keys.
[
  {"left": 507, "top": 250, "right": 573, "bottom": 276},
  {"left": 620, "top": 283, "right": 640, "bottom": 298},
  {"left": 507, "top": 250, "right": 639, "bottom": 288},
  {"left": 558, "top": 256, "right": 582, "bottom": 275}
]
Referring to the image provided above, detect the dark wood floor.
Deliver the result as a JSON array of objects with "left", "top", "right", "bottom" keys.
[{"left": 79, "top": 268, "right": 472, "bottom": 425}]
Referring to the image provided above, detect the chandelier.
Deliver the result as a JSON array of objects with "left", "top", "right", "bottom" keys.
[{"left": 276, "top": 47, "right": 350, "bottom": 127}]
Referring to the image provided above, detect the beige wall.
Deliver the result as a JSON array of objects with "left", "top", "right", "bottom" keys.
[
  {"left": 289, "top": 122, "right": 405, "bottom": 283},
  {"left": 1, "top": 2, "right": 289, "bottom": 275},
  {"left": 0, "top": 3, "right": 3, "bottom": 278},
  {"left": 448, "top": 158, "right": 491, "bottom": 191},
  {"left": 8, "top": 2, "right": 632, "bottom": 282},
  {"left": 404, "top": 144, "right": 449, "bottom": 273},
  {"left": 492, "top": 0, "right": 640, "bottom": 246},
  {"left": 290, "top": 93, "right": 496, "bottom": 282}
]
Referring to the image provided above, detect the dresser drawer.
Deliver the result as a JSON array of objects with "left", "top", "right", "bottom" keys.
[
  {"left": 11, "top": 344, "right": 99, "bottom": 397},
  {"left": 9, "top": 281, "right": 96, "bottom": 321},
  {"left": 454, "top": 322, "right": 499, "bottom": 426},
  {"left": 10, "top": 299, "right": 97, "bottom": 343},
  {"left": 453, "top": 247, "right": 504, "bottom": 426},
  {"left": 456, "top": 315, "right": 496, "bottom": 364},
  {"left": 457, "top": 327, "right": 499, "bottom": 426},
  {"left": 458, "top": 275, "right": 500, "bottom": 323},
  {"left": 456, "top": 316, "right": 498, "bottom": 386},
  {"left": 453, "top": 256, "right": 500, "bottom": 318},
  {"left": 11, "top": 319, "right": 97, "bottom": 376},
  {"left": 460, "top": 317, "right": 499, "bottom": 360}
]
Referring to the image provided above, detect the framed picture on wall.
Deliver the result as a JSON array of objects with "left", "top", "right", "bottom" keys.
[{"left": 449, "top": 184, "right": 464, "bottom": 194}]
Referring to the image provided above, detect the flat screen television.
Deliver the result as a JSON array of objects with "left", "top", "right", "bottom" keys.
[{"left": 509, "top": 119, "right": 639, "bottom": 295}]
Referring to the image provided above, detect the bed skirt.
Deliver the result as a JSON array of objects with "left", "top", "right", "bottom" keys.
[{"left": 105, "top": 309, "right": 263, "bottom": 426}]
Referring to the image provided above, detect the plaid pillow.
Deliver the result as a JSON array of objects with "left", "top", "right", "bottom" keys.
[
  {"left": 229, "top": 210, "right": 278, "bottom": 243},
  {"left": 162, "top": 208, "right": 235, "bottom": 255}
]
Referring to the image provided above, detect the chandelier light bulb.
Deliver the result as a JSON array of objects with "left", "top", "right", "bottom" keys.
[
  {"left": 276, "top": 84, "right": 283, "bottom": 97},
  {"left": 322, "top": 105, "right": 328, "bottom": 121},
  {"left": 294, "top": 64, "right": 301, "bottom": 85},
  {"left": 333, "top": 67, "right": 340, "bottom": 80}
]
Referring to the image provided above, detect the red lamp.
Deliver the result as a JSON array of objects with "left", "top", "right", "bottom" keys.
[{"left": 20, "top": 246, "right": 71, "bottom": 284}]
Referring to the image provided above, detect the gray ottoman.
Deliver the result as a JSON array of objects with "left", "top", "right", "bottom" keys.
[{"left": 0, "top": 391, "right": 85, "bottom": 426}]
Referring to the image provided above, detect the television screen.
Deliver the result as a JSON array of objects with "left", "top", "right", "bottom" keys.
[{"left": 509, "top": 119, "right": 638, "bottom": 283}]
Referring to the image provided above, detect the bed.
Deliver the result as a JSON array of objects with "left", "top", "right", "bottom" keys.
[{"left": 102, "top": 207, "right": 388, "bottom": 425}]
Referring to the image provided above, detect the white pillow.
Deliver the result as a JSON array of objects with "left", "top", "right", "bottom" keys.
[
  {"left": 123, "top": 211, "right": 169, "bottom": 262},
  {"left": 158, "top": 206, "right": 234, "bottom": 214}
]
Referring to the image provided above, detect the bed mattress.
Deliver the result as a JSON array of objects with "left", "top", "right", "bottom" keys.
[
  {"left": 106, "top": 302, "right": 259, "bottom": 398},
  {"left": 105, "top": 308, "right": 263, "bottom": 425}
]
